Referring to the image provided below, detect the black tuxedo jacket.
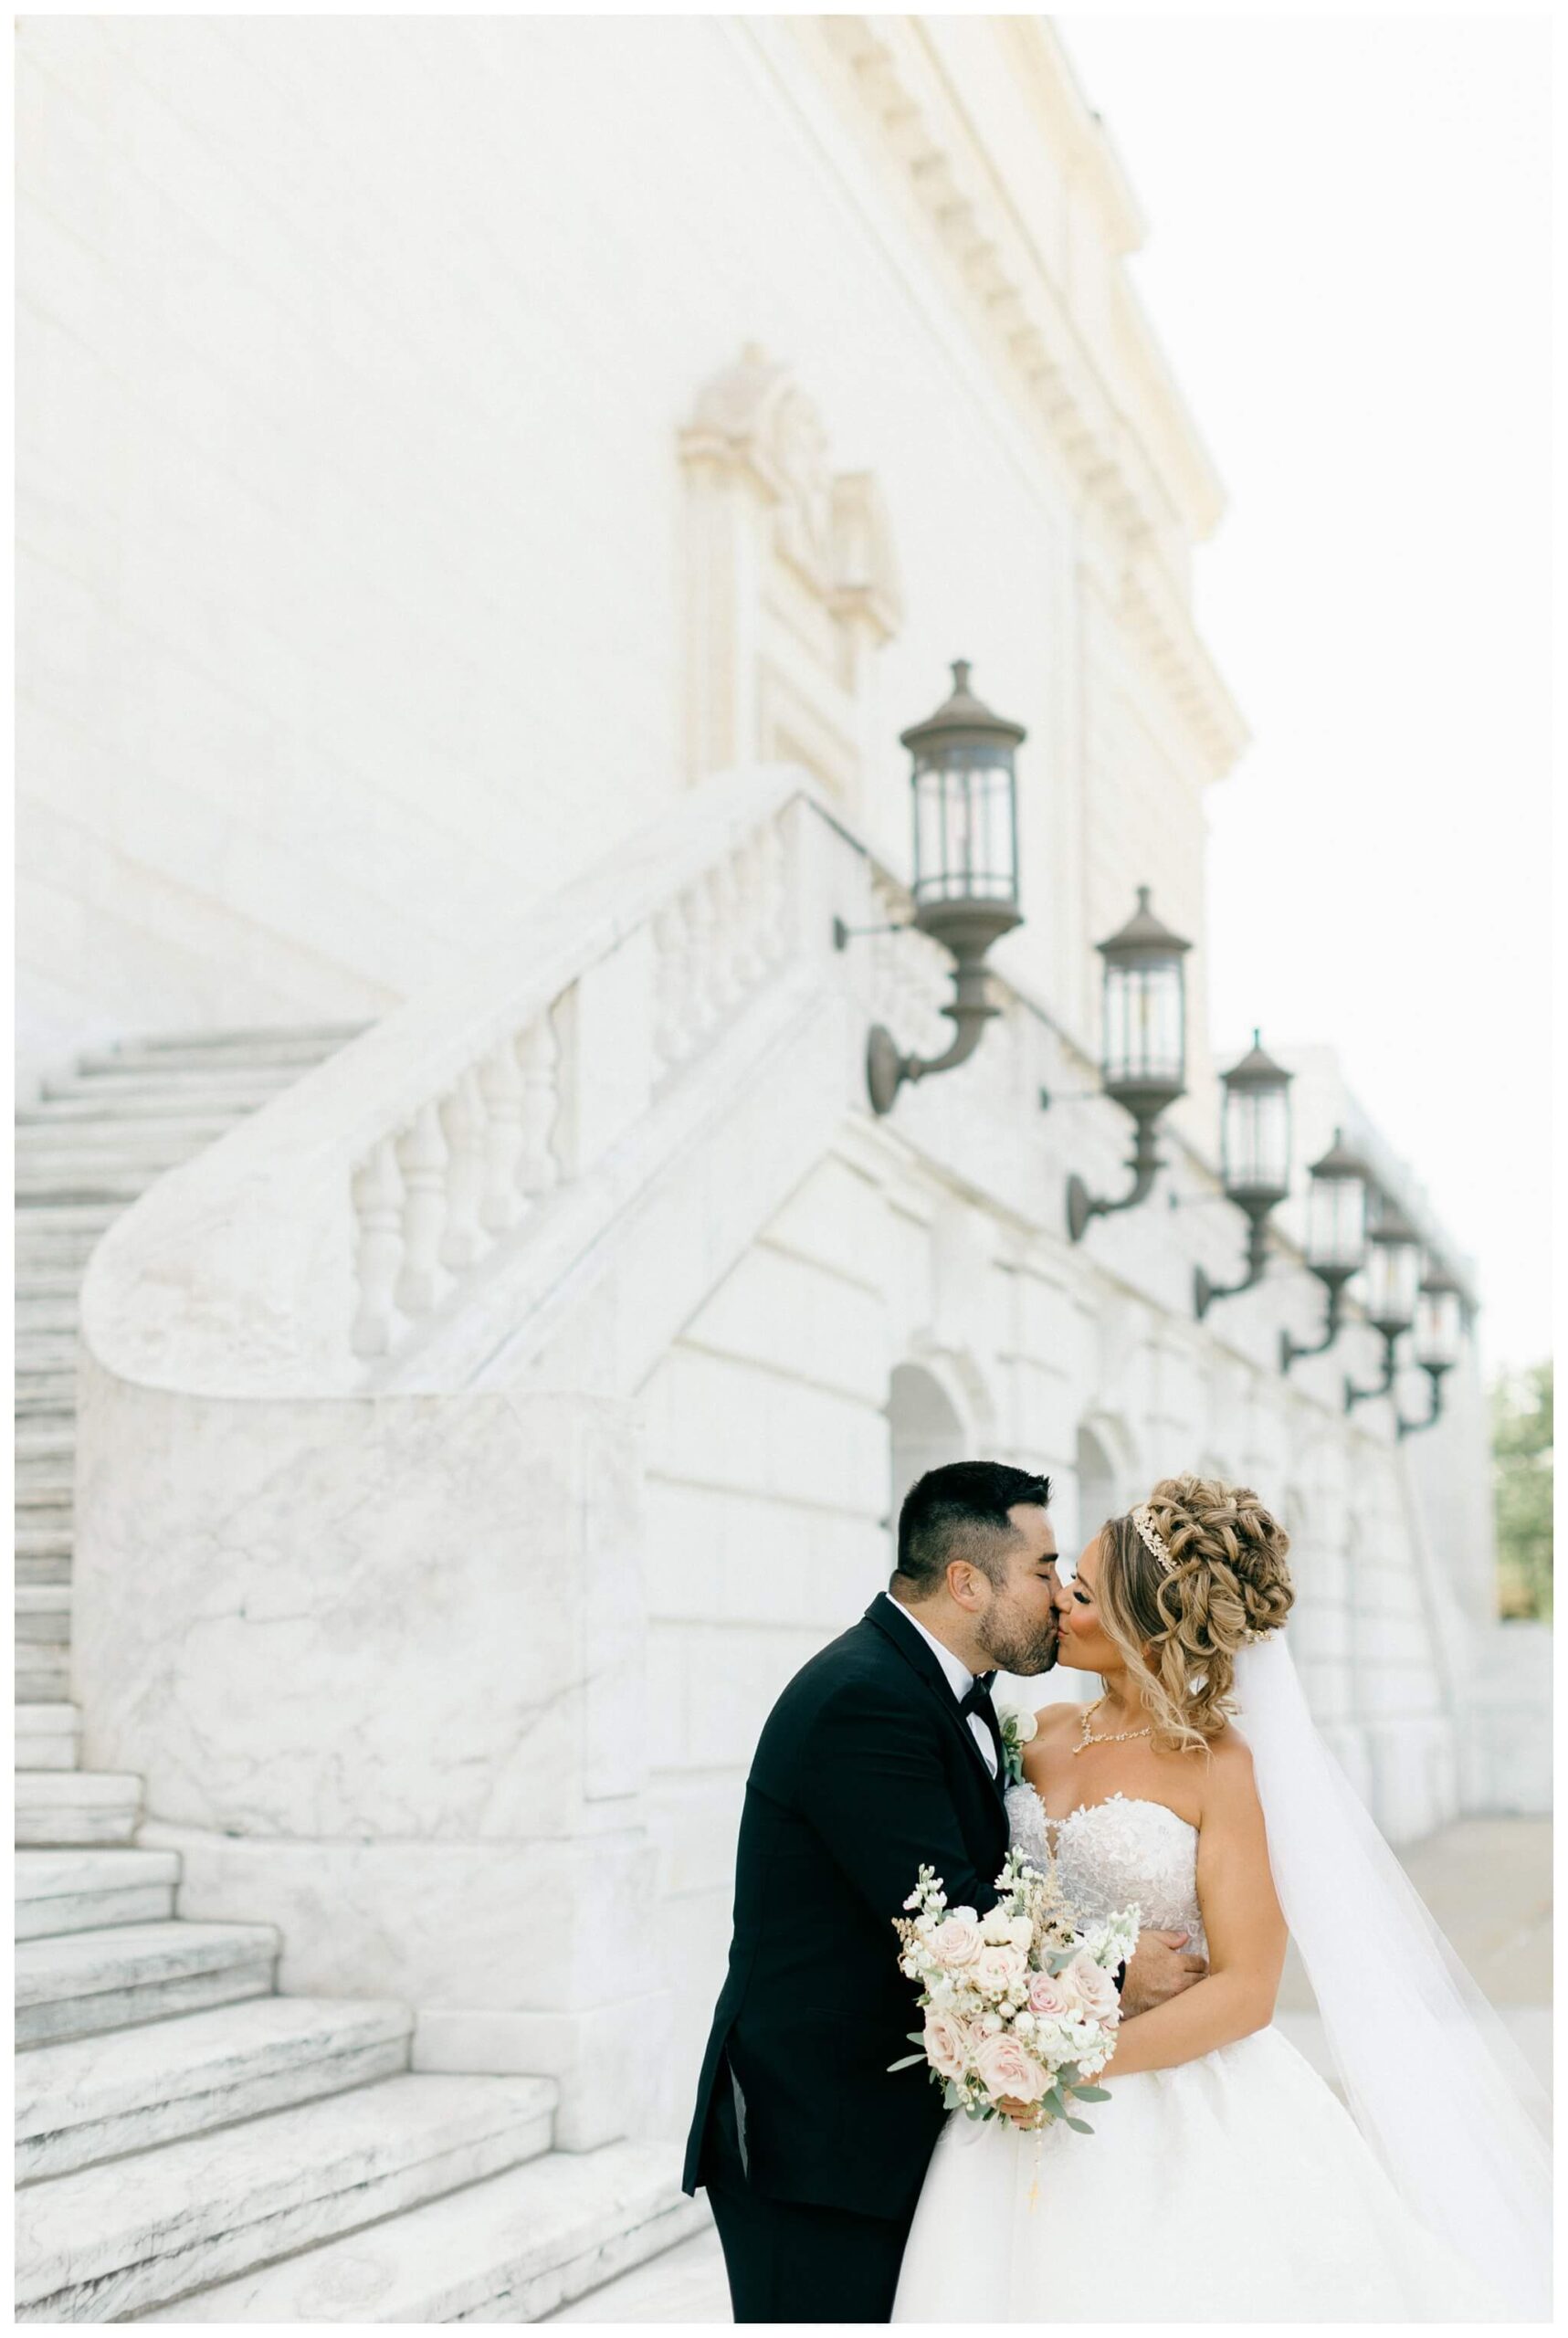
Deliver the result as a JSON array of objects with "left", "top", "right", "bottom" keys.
[{"left": 682, "top": 1593, "right": 1012, "bottom": 2222}]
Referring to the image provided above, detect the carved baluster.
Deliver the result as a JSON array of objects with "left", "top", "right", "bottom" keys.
[
  {"left": 683, "top": 878, "right": 718, "bottom": 1040},
  {"left": 654, "top": 897, "right": 693, "bottom": 1067},
  {"left": 756, "top": 819, "right": 788, "bottom": 964},
  {"left": 729, "top": 840, "right": 764, "bottom": 990},
  {"left": 479, "top": 1037, "right": 525, "bottom": 1231},
  {"left": 517, "top": 1015, "right": 561, "bottom": 1195},
  {"left": 395, "top": 1102, "right": 449, "bottom": 1316},
  {"left": 439, "top": 1068, "right": 489, "bottom": 1269},
  {"left": 352, "top": 1137, "right": 405, "bottom": 1358},
  {"left": 706, "top": 858, "right": 741, "bottom": 1010}
]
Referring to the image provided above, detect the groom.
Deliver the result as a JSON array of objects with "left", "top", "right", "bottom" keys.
[{"left": 683, "top": 1459, "right": 1205, "bottom": 2322}]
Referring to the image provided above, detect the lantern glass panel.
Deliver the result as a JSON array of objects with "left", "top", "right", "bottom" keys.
[
  {"left": 1224, "top": 1082, "right": 1291, "bottom": 1197},
  {"left": 1307, "top": 1168, "right": 1365, "bottom": 1272},
  {"left": 1103, "top": 959, "right": 1185, "bottom": 1089},
  {"left": 1415, "top": 1286, "right": 1463, "bottom": 1370},
  {"left": 912, "top": 754, "right": 1017, "bottom": 908},
  {"left": 1366, "top": 1235, "right": 1420, "bottom": 1332}
]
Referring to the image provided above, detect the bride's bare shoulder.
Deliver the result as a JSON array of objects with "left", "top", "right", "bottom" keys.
[{"left": 1197, "top": 1722, "right": 1261, "bottom": 1809}]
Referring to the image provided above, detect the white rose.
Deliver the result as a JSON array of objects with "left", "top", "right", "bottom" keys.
[
  {"left": 1006, "top": 1916, "right": 1035, "bottom": 1954},
  {"left": 981, "top": 1909, "right": 1016, "bottom": 1946},
  {"left": 996, "top": 1703, "right": 1037, "bottom": 1744},
  {"left": 1067, "top": 1952, "right": 1121, "bottom": 2026}
]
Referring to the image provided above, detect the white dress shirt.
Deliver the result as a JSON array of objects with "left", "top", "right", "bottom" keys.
[{"left": 895, "top": 1602, "right": 998, "bottom": 1777}]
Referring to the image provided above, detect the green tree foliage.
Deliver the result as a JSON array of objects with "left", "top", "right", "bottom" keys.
[{"left": 1492, "top": 1362, "right": 1553, "bottom": 1620}]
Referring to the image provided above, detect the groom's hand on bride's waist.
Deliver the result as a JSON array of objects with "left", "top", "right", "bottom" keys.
[{"left": 1120, "top": 1929, "right": 1207, "bottom": 2017}]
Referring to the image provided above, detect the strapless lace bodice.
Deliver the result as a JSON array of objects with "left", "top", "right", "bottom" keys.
[{"left": 1005, "top": 1785, "right": 1206, "bottom": 1949}]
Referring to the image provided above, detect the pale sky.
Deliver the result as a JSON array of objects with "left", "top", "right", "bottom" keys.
[{"left": 1055, "top": 11, "right": 1552, "bottom": 1374}]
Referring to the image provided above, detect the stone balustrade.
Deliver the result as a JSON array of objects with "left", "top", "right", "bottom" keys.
[{"left": 80, "top": 770, "right": 808, "bottom": 1399}]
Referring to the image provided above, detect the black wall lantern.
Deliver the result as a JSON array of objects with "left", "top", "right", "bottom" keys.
[
  {"left": 1397, "top": 1261, "right": 1465, "bottom": 1438},
  {"left": 851, "top": 661, "right": 1025, "bottom": 1117},
  {"left": 1279, "top": 1128, "right": 1370, "bottom": 1373},
  {"left": 1194, "top": 1029, "right": 1293, "bottom": 1318},
  {"left": 1344, "top": 1196, "right": 1423, "bottom": 1413},
  {"left": 1067, "top": 888, "right": 1191, "bottom": 1243}
]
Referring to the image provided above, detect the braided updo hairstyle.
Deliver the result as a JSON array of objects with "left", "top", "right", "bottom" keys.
[{"left": 1097, "top": 1474, "right": 1294, "bottom": 1751}]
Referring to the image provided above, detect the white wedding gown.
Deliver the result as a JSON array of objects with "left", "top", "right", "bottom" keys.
[{"left": 892, "top": 1787, "right": 1508, "bottom": 2323}]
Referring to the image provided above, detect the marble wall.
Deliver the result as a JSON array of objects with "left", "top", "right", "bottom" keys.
[{"left": 16, "top": 15, "right": 1234, "bottom": 1096}]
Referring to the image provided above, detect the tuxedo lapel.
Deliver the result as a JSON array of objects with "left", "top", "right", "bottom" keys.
[{"left": 865, "top": 1595, "right": 1007, "bottom": 1807}]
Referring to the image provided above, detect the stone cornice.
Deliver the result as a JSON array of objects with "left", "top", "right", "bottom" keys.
[{"left": 776, "top": 14, "right": 1248, "bottom": 780}]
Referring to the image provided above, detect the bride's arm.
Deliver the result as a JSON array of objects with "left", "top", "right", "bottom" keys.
[{"left": 1099, "top": 1734, "right": 1286, "bottom": 2080}]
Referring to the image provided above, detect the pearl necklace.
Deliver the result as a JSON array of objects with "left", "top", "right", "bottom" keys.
[{"left": 1072, "top": 1696, "right": 1152, "bottom": 1756}]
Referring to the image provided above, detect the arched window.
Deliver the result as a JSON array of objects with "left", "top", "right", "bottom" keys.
[
  {"left": 885, "top": 1363, "right": 966, "bottom": 1562},
  {"left": 1074, "top": 1424, "right": 1119, "bottom": 1556}
]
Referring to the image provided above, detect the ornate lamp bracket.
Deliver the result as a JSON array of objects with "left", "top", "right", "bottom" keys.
[
  {"left": 1279, "top": 1270, "right": 1353, "bottom": 1374},
  {"left": 1396, "top": 1364, "right": 1451, "bottom": 1440},
  {"left": 1344, "top": 1330, "right": 1401, "bottom": 1415}
]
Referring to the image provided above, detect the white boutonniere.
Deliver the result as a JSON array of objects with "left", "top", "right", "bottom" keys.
[{"left": 994, "top": 1701, "right": 1037, "bottom": 1787}]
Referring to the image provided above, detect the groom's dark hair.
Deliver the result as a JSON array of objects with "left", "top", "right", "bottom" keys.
[{"left": 893, "top": 1461, "right": 1053, "bottom": 1599}]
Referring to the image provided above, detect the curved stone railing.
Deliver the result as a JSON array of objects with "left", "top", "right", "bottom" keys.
[{"left": 80, "top": 768, "right": 811, "bottom": 1398}]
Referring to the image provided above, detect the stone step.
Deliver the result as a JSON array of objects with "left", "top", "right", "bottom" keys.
[
  {"left": 16, "top": 1918, "right": 279, "bottom": 2048},
  {"left": 16, "top": 1374, "right": 78, "bottom": 1420},
  {"left": 159, "top": 2139, "right": 703, "bottom": 2325},
  {"left": 75, "top": 1036, "right": 355, "bottom": 1078},
  {"left": 17, "top": 1647, "right": 71, "bottom": 1701},
  {"left": 16, "top": 1102, "right": 251, "bottom": 1135},
  {"left": 13, "top": 1270, "right": 84, "bottom": 1299},
  {"left": 16, "top": 1432, "right": 76, "bottom": 1489},
  {"left": 16, "top": 1535, "right": 72, "bottom": 1586},
  {"left": 15, "top": 1232, "right": 110, "bottom": 1274},
  {"left": 16, "top": 1109, "right": 237, "bottom": 1143},
  {"left": 16, "top": 1771, "right": 141, "bottom": 1848},
  {"left": 13, "top": 1357, "right": 79, "bottom": 1396},
  {"left": 14, "top": 1479, "right": 74, "bottom": 1522},
  {"left": 13, "top": 1202, "right": 123, "bottom": 1234},
  {"left": 16, "top": 1847, "right": 180, "bottom": 1941},
  {"left": 16, "top": 1994, "right": 414, "bottom": 2183},
  {"left": 16, "top": 1703, "right": 80, "bottom": 1771},
  {"left": 38, "top": 1069, "right": 298, "bottom": 1107},
  {"left": 16, "top": 1420, "right": 76, "bottom": 1454},
  {"left": 129, "top": 1019, "right": 367, "bottom": 1053},
  {"left": 15, "top": 1164, "right": 191, "bottom": 1206},
  {"left": 16, "top": 2071, "right": 554, "bottom": 2322},
  {"left": 16, "top": 1585, "right": 72, "bottom": 1642},
  {"left": 16, "top": 1524, "right": 75, "bottom": 1557},
  {"left": 14, "top": 1293, "right": 80, "bottom": 1333}
]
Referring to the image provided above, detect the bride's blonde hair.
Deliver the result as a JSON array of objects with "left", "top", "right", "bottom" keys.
[{"left": 1096, "top": 1474, "right": 1294, "bottom": 1751}]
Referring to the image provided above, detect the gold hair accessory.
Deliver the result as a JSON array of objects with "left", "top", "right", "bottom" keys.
[{"left": 1131, "top": 1502, "right": 1176, "bottom": 1574}]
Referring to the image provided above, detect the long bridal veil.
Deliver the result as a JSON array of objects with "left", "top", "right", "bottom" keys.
[{"left": 1234, "top": 1635, "right": 1552, "bottom": 2321}]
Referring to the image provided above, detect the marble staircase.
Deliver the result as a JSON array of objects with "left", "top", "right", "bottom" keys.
[{"left": 15, "top": 1027, "right": 702, "bottom": 2322}]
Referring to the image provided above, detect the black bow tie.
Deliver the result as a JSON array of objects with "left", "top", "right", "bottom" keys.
[{"left": 960, "top": 1674, "right": 997, "bottom": 1715}]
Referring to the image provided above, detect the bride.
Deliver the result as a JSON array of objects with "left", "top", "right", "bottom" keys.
[{"left": 893, "top": 1475, "right": 1551, "bottom": 2323}]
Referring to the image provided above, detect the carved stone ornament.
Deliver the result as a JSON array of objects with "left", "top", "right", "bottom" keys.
[{"left": 679, "top": 345, "right": 903, "bottom": 801}]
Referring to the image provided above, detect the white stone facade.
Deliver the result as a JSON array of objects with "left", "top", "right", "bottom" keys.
[{"left": 16, "top": 15, "right": 1536, "bottom": 2183}]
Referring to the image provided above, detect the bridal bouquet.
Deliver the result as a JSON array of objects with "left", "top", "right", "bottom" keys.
[{"left": 890, "top": 1852, "right": 1139, "bottom": 2135}]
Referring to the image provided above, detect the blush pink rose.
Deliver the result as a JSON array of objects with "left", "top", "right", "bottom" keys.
[
  {"left": 973, "top": 2029, "right": 1051, "bottom": 2105},
  {"left": 1026, "top": 1971, "right": 1077, "bottom": 2019},
  {"left": 929, "top": 1915, "right": 983, "bottom": 1969},
  {"left": 922, "top": 2009, "right": 974, "bottom": 2081},
  {"left": 973, "top": 1943, "right": 1028, "bottom": 1997},
  {"left": 1067, "top": 1952, "right": 1120, "bottom": 2023}
]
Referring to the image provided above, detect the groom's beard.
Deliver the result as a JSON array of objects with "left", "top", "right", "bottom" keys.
[{"left": 978, "top": 1610, "right": 1059, "bottom": 1678}]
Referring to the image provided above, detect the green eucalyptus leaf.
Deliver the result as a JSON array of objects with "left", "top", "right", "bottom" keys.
[
  {"left": 1065, "top": 2115, "right": 1093, "bottom": 2133},
  {"left": 888, "top": 2054, "right": 925, "bottom": 2071},
  {"left": 1072, "top": 2084, "right": 1111, "bottom": 2102}
]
